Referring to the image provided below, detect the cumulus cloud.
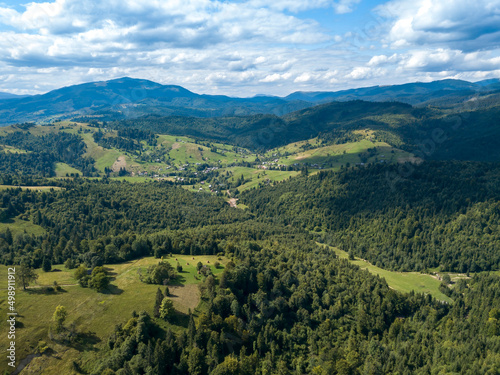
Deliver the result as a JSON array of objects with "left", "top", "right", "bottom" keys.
[
  {"left": 333, "top": 0, "right": 362, "bottom": 14},
  {"left": 260, "top": 73, "right": 292, "bottom": 82},
  {"left": 0, "top": 0, "right": 343, "bottom": 95},
  {"left": 0, "top": 0, "right": 499, "bottom": 96},
  {"left": 331, "top": 0, "right": 500, "bottom": 91},
  {"left": 247, "top": 0, "right": 360, "bottom": 14},
  {"left": 378, "top": 0, "right": 500, "bottom": 51},
  {"left": 400, "top": 49, "right": 500, "bottom": 72}
]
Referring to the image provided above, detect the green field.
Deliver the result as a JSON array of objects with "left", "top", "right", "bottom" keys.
[
  {"left": 328, "top": 245, "right": 452, "bottom": 303},
  {"left": 265, "top": 137, "right": 323, "bottom": 155},
  {"left": 1, "top": 145, "right": 28, "bottom": 154},
  {"left": 0, "top": 122, "right": 415, "bottom": 197},
  {"left": 157, "top": 135, "right": 255, "bottom": 166},
  {"left": 270, "top": 139, "right": 412, "bottom": 168},
  {"left": 0, "top": 255, "right": 227, "bottom": 374},
  {"left": 79, "top": 132, "right": 123, "bottom": 172},
  {"left": 0, "top": 217, "right": 46, "bottom": 236},
  {"left": 54, "top": 162, "right": 82, "bottom": 177}
]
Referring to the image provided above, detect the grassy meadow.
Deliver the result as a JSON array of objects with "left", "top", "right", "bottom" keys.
[
  {"left": 328, "top": 245, "right": 453, "bottom": 303},
  {"left": 0, "top": 255, "right": 227, "bottom": 374}
]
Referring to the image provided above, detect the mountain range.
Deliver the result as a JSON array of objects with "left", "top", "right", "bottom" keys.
[
  {"left": 0, "top": 92, "right": 26, "bottom": 100},
  {"left": 0, "top": 77, "right": 499, "bottom": 125}
]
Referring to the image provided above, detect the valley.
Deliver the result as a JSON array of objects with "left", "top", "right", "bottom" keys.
[
  {"left": 0, "top": 77, "right": 499, "bottom": 374},
  {"left": 1, "top": 0, "right": 500, "bottom": 370},
  {"left": 0, "top": 118, "right": 414, "bottom": 196}
]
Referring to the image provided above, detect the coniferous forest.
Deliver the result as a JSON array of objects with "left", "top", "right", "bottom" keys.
[
  {"left": 0, "top": 79, "right": 500, "bottom": 374},
  {"left": 3, "top": 0, "right": 500, "bottom": 372}
]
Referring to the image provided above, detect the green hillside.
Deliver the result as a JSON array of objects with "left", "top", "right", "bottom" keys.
[
  {"left": 0, "top": 255, "right": 228, "bottom": 374},
  {"left": 241, "top": 161, "right": 500, "bottom": 273},
  {"left": 0, "top": 94, "right": 499, "bottom": 374}
]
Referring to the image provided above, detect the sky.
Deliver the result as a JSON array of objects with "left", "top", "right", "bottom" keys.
[{"left": 0, "top": 0, "right": 499, "bottom": 96}]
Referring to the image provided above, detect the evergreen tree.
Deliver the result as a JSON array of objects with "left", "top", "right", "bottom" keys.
[
  {"left": 42, "top": 256, "right": 52, "bottom": 272},
  {"left": 154, "top": 288, "right": 164, "bottom": 318},
  {"left": 159, "top": 298, "right": 175, "bottom": 320}
]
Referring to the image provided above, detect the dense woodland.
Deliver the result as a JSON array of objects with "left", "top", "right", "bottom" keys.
[
  {"left": 88, "top": 235, "right": 500, "bottom": 374},
  {"left": 0, "top": 179, "right": 250, "bottom": 267},
  {"left": 0, "top": 96, "right": 499, "bottom": 373},
  {"left": 242, "top": 161, "right": 500, "bottom": 272},
  {"left": 109, "top": 101, "right": 500, "bottom": 160},
  {"left": 0, "top": 131, "right": 97, "bottom": 176}
]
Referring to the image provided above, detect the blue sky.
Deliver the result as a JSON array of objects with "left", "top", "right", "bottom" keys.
[{"left": 0, "top": 0, "right": 499, "bottom": 96}]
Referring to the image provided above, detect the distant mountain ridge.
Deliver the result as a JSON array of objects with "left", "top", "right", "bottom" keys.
[
  {"left": 285, "top": 78, "right": 500, "bottom": 105},
  {"left": 0, "top": 77, "right": 311, "bottom": 125},
  {"left": 0, "top": 77, "right": 499, "bottom": 125},
  {"left": 0, "top": 92, "right": 27, "bottom": 100},
  {"left": 111, "top": 98, "right": 500, "bottom": 162}
]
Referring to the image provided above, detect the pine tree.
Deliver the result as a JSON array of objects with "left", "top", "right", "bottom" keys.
[
  {"left": 5, "top": 227, "right": 12, "bottom": 245},
  {"left": 42, "top": 256, "right": 52, "bottom": 272},
  {"left": 154, "top": 288, "right": 164, "bottom": 318},
  {"left": 187, "top": 310, "right": 196, "bottom": 345}
]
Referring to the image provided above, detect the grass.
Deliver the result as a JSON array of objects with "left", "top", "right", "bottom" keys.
[
  {"left": 77, "top": 132, "right": 122, "bottom": 172},
  {"left": 1, "top": 145, "right": 28, "bottom": 154},
  {"left": 220, "top": 166, "right": 299, "bottom": 192},
  {"left": 277, "top": 140, "right": 406, "bottom": 167},
  {"left": 265, "top": 137, "right": 322, "bottom": 156},
  {"left": 157, "top": 134, "right": 254, "bottom": 166},
  {"left": 328, "top": 245, "right": 452, "bottom": 303},
  {"left": 0, "top": 185, "right": 62, "bottom": 191},
  {"left": 237, "top": 169, "right": 299, "bottom": 191},
  {"left": 0, "top": 254, "right": 228, "bottom": 374},
  {"left": 0, "top": 217, "right": 46, "bottom": 236},
  {"left": 55, "top": 163, "right": 82, "bottom": 177}
]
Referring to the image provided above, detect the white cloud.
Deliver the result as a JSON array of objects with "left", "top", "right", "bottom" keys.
[
  {"left": 346, "top": 67, "right": 373, "bottom": 80},
  {"left": 399, "top": 49, "right": 500, "bottom": 72},
  {"left": 333, "top": 0, "right": 362, "bottom": 14},
  {"left": 368, "top": 55, "right": 389, "bottom": 66},
  {"left": 246, "top": 0, "right": 360, "bottom": 14},
  {"left": 294, "top": 72, "right": 313, "bottom": 83},
  {"left": 260, "top": 73, "right": 292, "bottom": 82},
  {"left": 0, "top": 0, "right": 499, "bottom": 97},
  {"left": 378, "top": 0, "right": 500, "bottom": 51}
]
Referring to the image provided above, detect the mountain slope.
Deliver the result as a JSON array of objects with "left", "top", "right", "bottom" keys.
[
  {"left": 0, "top": 77, "right": 310, "bottom": 125},
  {"left": 2, "top": 77, "right": 499, "bottom": 126},
  {"left": 111, "top": 97, "right": 500, "bottom": 161},
  {"left": 285, "top": 79, "right": 497, "bottom": 105},
  {"left": 241, "top": 161, "right": 500, "bottom": 272},
  {"left": 0, "top": 92, "right": 27, "bottom": 100}
]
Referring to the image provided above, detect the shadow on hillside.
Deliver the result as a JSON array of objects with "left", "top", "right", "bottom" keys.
[
  {"left": 170, "top": 312, "right": 190, "bottom": 329},
  {"left": 25, "top": 286, "right": 67, "bottom": 295},
  {"left": 170, "top": 273, "right": 187, "bottom": 286},
  {"left": 70, "top": 331, "right": 101, "bottom": 352},
  {"left": 102, "top": 283, "right": 123, "bottom": 295},
  {"left": 104, "top": 268, "right": 118, "bottom": 280}
]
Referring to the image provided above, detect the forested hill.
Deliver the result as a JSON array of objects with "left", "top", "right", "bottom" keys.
[
  {"left": 241, "top": 161, "right": 500, "bottom": 273},
  {"left": 110, "top": 99, "right": 500, "bottom": 161},
  {"left": 1, "top": 155, "right": 500, "bottom": 373},
  {"left": 0, "top": 78, "right": 500, "bottom": 373},
  {"left": 88, "top": 239, "right": 500, "bottom": 374},
  {"left": 109, "top": 101, "right": 417, "bottom": 151},
  {"left": 2, "top": 77, "right": 499, "bottom": 125}
]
